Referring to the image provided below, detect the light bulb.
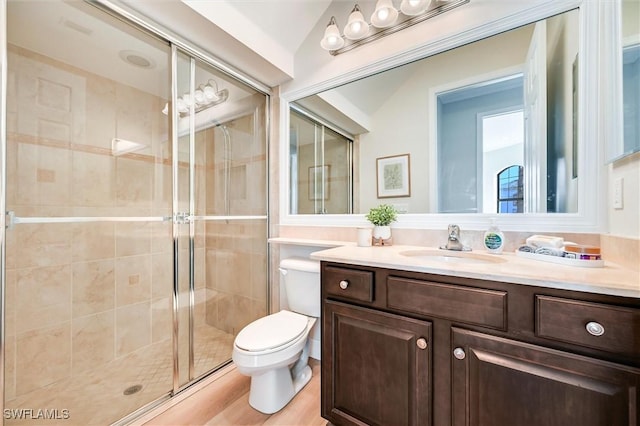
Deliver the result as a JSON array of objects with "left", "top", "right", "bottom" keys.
[
  {"left": 401, "top": 0, "right": 429, "bottom": 15},
  {"left": 344, "top": 5, "right": 369, "bottom": 40},
  {"left": 176, "top": 98, "right": 188, "bottom": 114},
  {"left": 320, "top": 16, "right": 345, "bottom": 50},
  {"left": 377, "top": 9, "right": 389, "bottom": 21},
  {"left": 193, "top": 89, "right": 205, "bottom": 104},
  {"left": 203, "top": 85, "right": 220, "bottom": 102},
  {"left": 371, "top": 0, "right": 398, "bottom": 28}
]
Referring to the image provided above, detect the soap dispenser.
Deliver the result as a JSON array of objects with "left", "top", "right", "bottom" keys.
[{"left": 483, "top": 218, "right": 504, "bottom": 254}]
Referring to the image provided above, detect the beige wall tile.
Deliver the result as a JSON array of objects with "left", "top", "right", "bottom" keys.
[
  {"left": 116, "top": 157, "right": 153, "bottom": 209},
  {"left": 151, "top": 297, "right": 172, "bottom": 343},
  {"left": 116, "top": 255, "right": 151, "bottom": 307},
  {"left": 115, "top": 85, "right": 153, "bottom": 148},
  {"left": 150, "top": 219, "right": 172, "bottom": 255},
  {"left": 86, "top": 77, "right": 116, "bottom": 150},
  {"left": 4, "top": 334, "right": 16, "bottom": 401},
  {"left": 16, "top": 143, "right": 71, "bottom": 206},
  {"left": 115, "top": 302, "right": 151, "bottom": 357},
  {"left": 151, "top": 253, "right": 173, "bottom": 300},
  {"left": 204, "top": 288, "right": 218, "bottom": 325},
  {"left": 5, "top": 270, "right": 17, "bottom": 339},
  {"left": 72, "top": 259, "right": 115, "bottom": 317},
  {"left": 17, "top": 265, "right": 71, "bottom": 333},
  {"left": 16, "top": 324, "right": 71, "bottom": 396},
  {"left": 116, "top": 221, "right": 152, "bottom": 257},
  {"left": 12, "top": 222, "right": 72, "bottom": 269},
  {"left": 73, "top": 222, "right": 115, "bottom": 262},
  {"left": 72, "top": 311, "right": 115, "bottom": 374},
  {"left": 72, "top": 150, "right": 115, "bottom": 207}
]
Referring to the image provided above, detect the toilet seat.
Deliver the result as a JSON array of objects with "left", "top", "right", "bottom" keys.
[{"left": 235, "top": 310, "right": 308, "bottom": 353}]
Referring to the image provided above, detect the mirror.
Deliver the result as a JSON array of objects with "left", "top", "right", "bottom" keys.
[
  {"left": 621, "top": 0, "right": 640, "bottom": 159},
  {"left": 289, "top": 9, "right": 580, "bottom": 215}
]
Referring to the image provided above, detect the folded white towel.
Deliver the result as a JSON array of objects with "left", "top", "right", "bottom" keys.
[{"left": 526, "top": 235, "right": 564, "bottom": 249}]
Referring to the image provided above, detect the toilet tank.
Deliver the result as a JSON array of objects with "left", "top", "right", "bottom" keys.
[{"left": 280, "top": 257, "right": 320, "bottom": 318}]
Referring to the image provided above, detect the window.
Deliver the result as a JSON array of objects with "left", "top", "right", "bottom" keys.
[{"left": 497, "top": 165, "right": 524, "bottom": 213}]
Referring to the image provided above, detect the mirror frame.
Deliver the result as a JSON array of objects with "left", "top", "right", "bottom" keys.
[{"left": 279, "top": 0, "right": 615, "bottom": 233}]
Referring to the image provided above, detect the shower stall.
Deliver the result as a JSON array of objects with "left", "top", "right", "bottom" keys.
[{"left": 0, "top": 1, "right": 269, "bottom": 424}]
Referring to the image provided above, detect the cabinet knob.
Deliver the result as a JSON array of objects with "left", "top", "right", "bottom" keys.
[
  {"left": 416, "top": 338, "right": 428, "bottom": 350},
  {"left": 453, "top": 347, "right": 466, "bottom": 360},
  {"left": 339, "top": 280, "right": 349, "bottom": 290},
  {"left": 585, "top": 321, "right": 605, "bottom": 336}
]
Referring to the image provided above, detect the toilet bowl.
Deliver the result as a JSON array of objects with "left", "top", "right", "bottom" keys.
[{"left": 232, "top": 258, "right": 320, "bottom": 414}]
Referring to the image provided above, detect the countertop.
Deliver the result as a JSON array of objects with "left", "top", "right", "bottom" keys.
[{"left": 310, "top": 244, "right": 640, "bottom": 298}]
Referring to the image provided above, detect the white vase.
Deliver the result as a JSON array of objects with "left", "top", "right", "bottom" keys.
[{"left": 372, "top": 225, "right": 392, "bottom": 245}]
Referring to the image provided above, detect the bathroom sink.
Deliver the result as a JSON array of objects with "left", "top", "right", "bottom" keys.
[{"left": 399, "top": 249, "right": 507, "bottom": 265}]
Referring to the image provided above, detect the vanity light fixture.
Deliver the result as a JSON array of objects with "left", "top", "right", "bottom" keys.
[
  {"left": 162, "top": 79, "right": 229, "bottom": 116},
  {"left": 320, "top": 0, "right": 469, "bottom": 55}
]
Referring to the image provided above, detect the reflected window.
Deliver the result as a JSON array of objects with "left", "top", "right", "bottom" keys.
[
  {"left": 497, "top": 165, "right": 524, "bottom": 213},
  {"left": 437, "top": 75, "right": 524, "bottom": 213},
  {"left": 623, "top": 43, "right": 640, "bottom": 155}
]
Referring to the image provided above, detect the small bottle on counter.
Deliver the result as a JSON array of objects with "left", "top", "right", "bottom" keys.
[{"left": 483, "top": 218, "right": 504, "bottom": 254}]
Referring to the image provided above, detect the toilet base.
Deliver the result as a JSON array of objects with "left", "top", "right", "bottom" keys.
[{"left": 248, "top": 364, "right": 313, "bottom": 414}]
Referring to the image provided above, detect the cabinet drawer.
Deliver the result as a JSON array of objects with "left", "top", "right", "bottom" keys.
[
  {"left": 536, "top": 295, "right": 640, "bottom": 358},
  {"left": 324, "top": 266, "right": 374, "bottom": 303},
  {"left": 387, "top": 276, "right": 507, "bottom": 330}
]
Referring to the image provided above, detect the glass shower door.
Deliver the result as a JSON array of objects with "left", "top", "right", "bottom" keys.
[
  {"left": 3, "top": 1, "right": 175, "bottom": 424},
  {"left": 173, "top": 53, "right": 269, "bottom": 385}
]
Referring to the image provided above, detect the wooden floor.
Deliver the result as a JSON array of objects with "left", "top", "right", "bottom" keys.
[{"left": 141, "top": 361, "right": 324, "bottom": 426}]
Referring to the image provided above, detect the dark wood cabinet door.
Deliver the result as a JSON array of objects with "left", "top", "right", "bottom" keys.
[
  {"left": 322, "top": 300, "right": 432, "bottom": 426},
  {"left": 451, "top": 328, "right": 640, "bottom": 426}
]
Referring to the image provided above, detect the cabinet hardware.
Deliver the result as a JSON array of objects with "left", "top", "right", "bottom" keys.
[
  {"left": 416, "top": 338, "right": 428, "bottom": 350},
  {"left": 453, "top": 347, "right": 466, "bottom": 360},
  {"left": 339, "top": 280, "right": 349, "bottom": 289},
  {"left": 585, "top": 321, "right": 605, "bottom": 336}
]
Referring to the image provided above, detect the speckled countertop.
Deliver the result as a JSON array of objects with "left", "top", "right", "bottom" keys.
[{"left": 310, "top": 244, "right": 640, "bottom": 298}]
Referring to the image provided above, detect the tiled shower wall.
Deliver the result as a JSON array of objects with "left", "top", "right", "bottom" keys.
[{"left": 3, "top": 45, "right": 270, "bottom": 402}]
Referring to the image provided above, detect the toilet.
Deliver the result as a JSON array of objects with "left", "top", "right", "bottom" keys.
[{"left": 232, "top": 257, "right": 320, "bottom": 414}]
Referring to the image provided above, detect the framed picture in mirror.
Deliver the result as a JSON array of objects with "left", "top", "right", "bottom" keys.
[{"left": 376, "top": 154, "right": 411, "bottom": 198}]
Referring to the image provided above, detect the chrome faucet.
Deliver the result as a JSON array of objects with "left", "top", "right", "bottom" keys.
[{"left": 440, "top": 224, "right": 471, "bottom": 251}]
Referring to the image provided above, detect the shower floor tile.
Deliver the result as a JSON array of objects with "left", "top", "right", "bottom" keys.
[{"left": 5, "top": 325, "right": 235, "bottom": 426}]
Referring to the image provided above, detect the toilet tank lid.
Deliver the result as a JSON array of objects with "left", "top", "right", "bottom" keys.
[{"left": 279, "top": 257, "right": 320, "bottom": 273}]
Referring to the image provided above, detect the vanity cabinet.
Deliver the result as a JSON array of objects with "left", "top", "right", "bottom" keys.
[
  {"left": 322, "top": 300, "right": 432, "bottom": 426},
  {"left": 451, "top": 328, "right": 639, "bottom": 426},
  {"left": 320, "top": 261, "right": 640, "bottom": 426}
]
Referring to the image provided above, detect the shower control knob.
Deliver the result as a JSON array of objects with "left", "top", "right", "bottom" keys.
[
  {"left": 339, "top": 280, "right": 349, "bottom": 290},
  {"left": 453, "top": 347, "right": 466, "bottom": 360},
  {"left": 586, "top": 321, "right": 605, "bottom": 336},
  {"left": 416, "top": 338, "right": 428, "bottom": 350}
]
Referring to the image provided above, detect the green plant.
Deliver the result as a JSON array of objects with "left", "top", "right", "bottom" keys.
[{"left": 366, "top": 204, "right": 398, "bottom": 226}]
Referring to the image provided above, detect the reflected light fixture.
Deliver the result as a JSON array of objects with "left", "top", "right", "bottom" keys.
[
  {"left": 162, "top": 79, "right": 229, "bottom": 116},
  {"left": 320, "top": 0, "right": 469, "bottom": 55}
]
